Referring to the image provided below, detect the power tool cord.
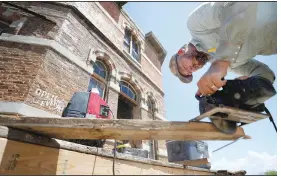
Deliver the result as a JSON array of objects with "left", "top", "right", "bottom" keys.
[
  {"left": 108, "top": 109, "right": 117, "bottom": 176},
  {"left": 264, "top": 107, "right": 277, "bottom": 132}
]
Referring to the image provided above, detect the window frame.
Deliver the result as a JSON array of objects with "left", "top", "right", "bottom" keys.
[
  {"left": 88, "top": 60, "right": 109, "bottom": 99},
  {"left": 93, "top": 60, "right": 108, "bottom": 80},
  {"left": 119, "top": 81, "right": 138, "bottom": 105},
  {"left": 123, "top": 28, "right": 140, "bottom": 62}
]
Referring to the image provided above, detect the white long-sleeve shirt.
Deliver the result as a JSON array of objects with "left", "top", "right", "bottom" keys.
[{"left": 187, "top": 2, "right": 276, "bottom": 83}]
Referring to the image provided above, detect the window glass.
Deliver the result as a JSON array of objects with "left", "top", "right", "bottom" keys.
[
  {"left": 88, "top": 77, "right": 105, "bottom": 98},
  {"left": 123, "top": 28, "right": 140, "bottom": 62},
  {"left": 132, "top": 40, "right": 139, "bottom": 60},
  {"left": 120, "top": 81, "right": 136, "bottom": 101},
  {"left": 93, "top": 60, "right": 107, "bottom": 80},
  {"left": 124, "top": 28, "right": 131, "bottom": 45}
]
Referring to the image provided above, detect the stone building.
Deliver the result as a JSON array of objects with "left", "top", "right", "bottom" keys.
[{"left": 0, "top": 2, "right": 168, "bottom": 161}]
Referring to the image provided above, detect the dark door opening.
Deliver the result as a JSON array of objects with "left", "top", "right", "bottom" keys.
[
  {"left": 117, "top": 95, "right": 134, "bottom": 120},
  {"left": 117, "top": 95, "right": 135, "bottom": 145}
]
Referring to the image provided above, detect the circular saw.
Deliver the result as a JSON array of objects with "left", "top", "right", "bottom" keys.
[{"left": 196, "top": 76, "right": 276, "bottom": 134}]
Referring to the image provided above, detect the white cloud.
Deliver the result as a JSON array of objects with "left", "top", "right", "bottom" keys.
[{"left": 209, "top": 151, "right": 277, "bottom": 175}]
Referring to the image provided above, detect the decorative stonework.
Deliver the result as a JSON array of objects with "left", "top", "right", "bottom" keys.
[
  {"left": 87, "top": 49, "right": 121, "bottom": 91},
  {"left": 119, "top": 71, "right": 144, "bottom": 94},
  {"left": 87, "top": 49, "right": 117, "bottom": 75},
  {"left": 146, "top": 91, "right": 159, "bottom": 113}
]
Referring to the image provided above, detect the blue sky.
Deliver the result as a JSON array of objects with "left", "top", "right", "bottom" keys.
[{"left": 124, "top": 2, "right": 277, "bottom": 174}]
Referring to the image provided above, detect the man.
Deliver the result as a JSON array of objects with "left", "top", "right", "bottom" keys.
[{"left": 169, "top": 2, "right": 276, "bottom": 96}]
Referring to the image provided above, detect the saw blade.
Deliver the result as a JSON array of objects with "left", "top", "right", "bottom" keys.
[{"left": 210, "top": 116, "right": 237, "bottom": 134}]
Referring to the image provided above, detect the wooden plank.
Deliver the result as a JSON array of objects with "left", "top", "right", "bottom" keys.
[
  {"left": 56, "top": 149, "right": 96, "bottom": 175},
  {"left": 0, "top": 138, "right": 60, "bottom": 175},
  {"left": 0, "top": 126, "right": 214, "bottom": 172},
  {"left": 175, "top": 158, "right": 209, "bottom": 167},
  {"left": 191, "top": 106, "right": 268, "bottom": 123},
  {"left": 0, "top": 115, "right": 250, "bottom": 141},
  {"left": 0, "top": 138, "right": 215, "bottom": 175}
]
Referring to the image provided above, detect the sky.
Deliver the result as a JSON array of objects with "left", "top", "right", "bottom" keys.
[{"left": 124, "top": 2, "right": 277, "bottom": 175}]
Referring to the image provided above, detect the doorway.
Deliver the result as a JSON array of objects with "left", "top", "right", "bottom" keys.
[{"left": 117, "top": 95, "right": 134, "bottom": 120}]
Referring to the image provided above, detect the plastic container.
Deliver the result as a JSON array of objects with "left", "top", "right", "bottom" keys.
[
  {"left": 166, "top": 140, "right": 210, "bottom": 169},
  {"left": 62, "top": 92, "right": 89, "bottom": 118},
  {"left": 122, "top": 147, "right": 149, "bottom": 158}
]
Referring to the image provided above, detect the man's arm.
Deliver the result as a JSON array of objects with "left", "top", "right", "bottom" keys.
[
  {"left": 229, "top": 59, "right": 275, "bottom": 84},
  {"left": 213, "top": 2, "right": 258, "bottom": 64},
  {"left": 187, "top": 2, "right": 260, "bottom": 95},
  {"left": 187, "top": 2, "right": 258, "bottom": 65}
]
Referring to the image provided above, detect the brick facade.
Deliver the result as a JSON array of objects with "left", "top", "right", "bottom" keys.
[
  {"left": 99, "top": 2, "right": 121, "bottom": 23},
  {"left": 0, "top": 2, "right": 167, "bottom": 162},
  {"left": 24, "top": 49, "right": 90, "bottom": 114},
  {"left": 0, "top": 41, "right": 46, "bottom": 102},
  {"left": 144, "top": 43, "right": 161, "bottom": 70}
]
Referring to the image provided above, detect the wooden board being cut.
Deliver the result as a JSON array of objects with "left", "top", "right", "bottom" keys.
[{"left": 0, "top": 115, "right": 250, "bottom": 141}]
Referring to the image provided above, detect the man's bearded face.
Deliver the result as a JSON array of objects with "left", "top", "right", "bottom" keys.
[{"left": 176, "top": 44, "right": 209, "bottom": 77}]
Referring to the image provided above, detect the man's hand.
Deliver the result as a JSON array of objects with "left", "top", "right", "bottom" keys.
[{"left": 196, "top": 60, "right": 230, "bottom": 96}]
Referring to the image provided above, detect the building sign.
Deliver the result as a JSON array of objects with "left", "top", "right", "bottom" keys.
[{"left": 32, "top": 88, "right": 66, "bottom": 113}]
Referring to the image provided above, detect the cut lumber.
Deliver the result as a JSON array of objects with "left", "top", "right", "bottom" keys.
[
  {"left": 0, "top": 138, "right": 215, "bottom": 175},
  {"left": 176, "top": 158, "right": 209, "bottom": 167},
  {"left": 0, "top": 126, "right": 213, "bottom": 173},
  {"left": 0, "top": 115, "right": 250, "bottom": 141}
]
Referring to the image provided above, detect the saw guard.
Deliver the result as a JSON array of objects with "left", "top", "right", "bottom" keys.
[
  {"left": 191, "top": 105, "right": 269, "bottom": 124},
  {"left": 210, "top": 116, "right": 237, "bottom": 134}
]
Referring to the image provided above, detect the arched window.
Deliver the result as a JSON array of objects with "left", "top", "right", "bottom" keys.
[
  {"left": 119, "top": 81, "right": 137, "bottom": 101},
  {"left": 93, "top": 60, "right": 108, "bottom": 79},
  {"left": 88, "top": 60, "right": 109, "bottom": 99}
]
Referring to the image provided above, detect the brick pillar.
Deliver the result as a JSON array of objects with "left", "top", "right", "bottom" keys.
[{"left": 106, "top": 81, "right": 120, "bottom": 119}]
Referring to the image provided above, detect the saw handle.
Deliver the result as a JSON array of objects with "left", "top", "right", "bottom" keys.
[{"left": 195, "top": 77, "right": 225, "bottom": 100}]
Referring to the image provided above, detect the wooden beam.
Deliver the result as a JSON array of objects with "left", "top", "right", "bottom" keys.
[
  {"left": 0, "top": 138, "right": 215, "bottom": 175},
  {"left": 0, "top": 126, "right": 214, "bottom": 173},
  {"left": 176, "top": 158, "right": 209, "bottom": 167},
  {"left": 0, "top": 115, "right": 250, "bottom": 141}
]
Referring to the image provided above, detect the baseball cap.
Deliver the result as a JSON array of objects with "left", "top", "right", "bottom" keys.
[{"left": 169, "top": 44, "right": 193, "bottom": 83}]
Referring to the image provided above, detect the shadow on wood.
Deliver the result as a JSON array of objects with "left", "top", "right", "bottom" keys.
[{"left": 0, "top": 128, "right": 60, "bottom": 175}]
